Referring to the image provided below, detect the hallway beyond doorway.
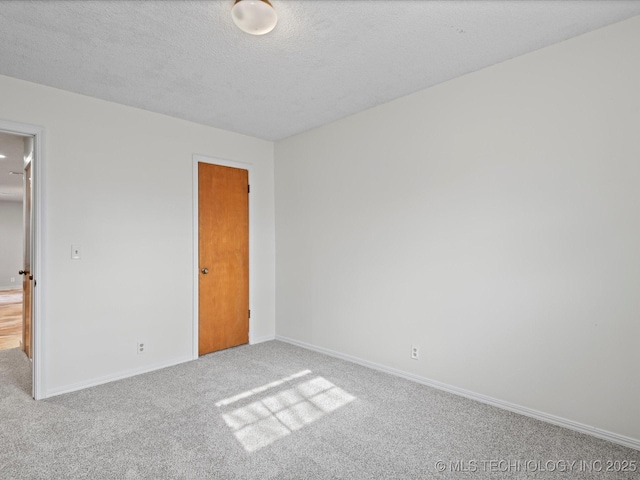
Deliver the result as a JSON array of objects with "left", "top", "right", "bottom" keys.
[{"left": 0, "top": 289, "right": 22, "bottom": 350}]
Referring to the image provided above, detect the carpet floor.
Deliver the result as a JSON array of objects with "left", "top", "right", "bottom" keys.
[{"left": 0, "top": 341, "right": 638, "bottom": 479}]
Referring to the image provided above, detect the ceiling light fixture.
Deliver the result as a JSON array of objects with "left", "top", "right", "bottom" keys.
[
  {"left": 0, "top": 154, "right": 6, "bottom": 159},
  {"left": 231, "top": 0, "right": 278, "bottom": 36}
]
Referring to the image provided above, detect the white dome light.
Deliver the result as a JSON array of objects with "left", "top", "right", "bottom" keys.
[{"left": 231, "top": 0, "right": 278, "bottom": 36}]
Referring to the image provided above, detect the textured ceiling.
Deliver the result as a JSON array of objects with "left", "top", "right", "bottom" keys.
[{"left": 0, "top": 1, "right": 639, "bottom": 141}]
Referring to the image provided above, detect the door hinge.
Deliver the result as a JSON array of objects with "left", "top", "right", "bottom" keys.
[
  {"left": 248, "top": 184, "right": 250, "bottom": 193},
  {"left": 248, "top": 309, "right": 251, "bottom": 319}
]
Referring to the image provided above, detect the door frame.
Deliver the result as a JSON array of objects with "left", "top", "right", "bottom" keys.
[
  {"left": 0, "top": 118, "right": 46, "bottom": 400},
  {"left": 192, "top": 154, "right": 254, "bottom": 359}
]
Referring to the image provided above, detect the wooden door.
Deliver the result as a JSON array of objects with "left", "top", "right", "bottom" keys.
[
  {"left": 22, "top": 161, "right": 32, "bottom": 359},
  {"left": 198, "top": 163, "right": 249, "bottom": 355}
]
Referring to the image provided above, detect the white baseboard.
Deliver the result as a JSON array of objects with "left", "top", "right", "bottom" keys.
[
  {"left": 0, "top": 285, "right": 20, "bottom": 291},
  {"left": 45, "top": 355, "right": 194, "bottom": 398},
  {"left": 250, "top": 334, "right": 276, "bottom": 345},
  {"left": 275, "top": 335, "right": 640, "bottom": 452}
]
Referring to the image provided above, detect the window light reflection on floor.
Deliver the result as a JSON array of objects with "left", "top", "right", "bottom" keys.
[
  {"left": 215, "top": 369, "right": 312, "bottom": 407},
  {"left": 217, "top": 374, "right": 356, "bottom": 452}
]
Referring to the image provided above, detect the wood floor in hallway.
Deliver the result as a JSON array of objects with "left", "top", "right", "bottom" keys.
[{"left": 0, "top": 289, "right": 22, "bottom": 350}]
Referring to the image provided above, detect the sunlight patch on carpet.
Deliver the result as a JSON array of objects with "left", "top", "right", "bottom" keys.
[
  {"left": 215, "top": 369, "right": 312, "bottom": 407},
  {"left": 219, "top": 375, "right": 355, "bottom": 452}
]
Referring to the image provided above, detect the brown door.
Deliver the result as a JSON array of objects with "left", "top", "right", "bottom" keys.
[
  {"left": 21, "top": 161, "right": 32, "bottom": 359},
  {"left": 198, "top": 163, "right": 249, "bottom": 356}
]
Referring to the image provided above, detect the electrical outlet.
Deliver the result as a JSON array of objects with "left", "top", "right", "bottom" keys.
[
  {"left": 137, "top": 341, "right": 146, "bottom": 355},
  {"left": 411, "top": 345, "right": 419, "bottom": 360},
  {"left": 10, "top": 277, "right": 15, "bottom": 283}
]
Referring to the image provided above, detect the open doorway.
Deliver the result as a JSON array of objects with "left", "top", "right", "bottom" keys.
[
  {"left": 0, "top": 131, "right": 27, "bottom": 352},
  {"left": 0, "top": 121, "right": 43, "bottom": 400}
]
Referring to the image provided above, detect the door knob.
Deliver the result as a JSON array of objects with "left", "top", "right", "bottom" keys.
[
  {"left": 201, "top": 268, "right": 209, "bottom": 274},
  {"left": 18, "top": 270, "right": 33, "bottom": 280}
]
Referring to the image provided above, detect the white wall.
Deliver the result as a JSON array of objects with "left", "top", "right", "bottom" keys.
[
  {"left": 275, "top": 16, "right": 640, "bottom": 443},
  {"left": 0, "top": 200, "right": 23, "bottom": 290},
  {"left": 0, "top": 74, "right": 276, "bottom": 395}
]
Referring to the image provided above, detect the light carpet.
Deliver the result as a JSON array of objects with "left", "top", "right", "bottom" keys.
[{"left": 0, "top": 341, "right": 638, "bottom": 479}]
